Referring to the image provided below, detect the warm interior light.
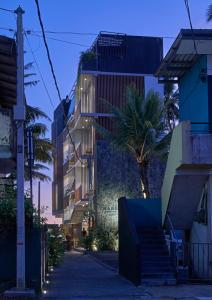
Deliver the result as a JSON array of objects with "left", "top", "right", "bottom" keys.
[{"left": 84, "top": 78, "right": 87, "bottom": 81}]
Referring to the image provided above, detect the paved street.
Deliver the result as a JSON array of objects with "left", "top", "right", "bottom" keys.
[{"left": 41, "top": 251, "right": 212, "bottom": 300}]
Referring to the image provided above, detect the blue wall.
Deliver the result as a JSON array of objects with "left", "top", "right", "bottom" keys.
[
  {"left": 126, "top": 198, "right": 162, "bottom": 227},
  {"left": 179, "top": 56, "right": 208, "bottom": 132}
]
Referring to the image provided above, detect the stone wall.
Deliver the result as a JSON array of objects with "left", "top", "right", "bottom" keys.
[{"left": 96, "top": 140, "right": 166, "bottom": 230}]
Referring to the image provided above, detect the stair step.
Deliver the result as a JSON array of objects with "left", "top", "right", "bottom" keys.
[
  {"left": 141, "top": 250, "right": 169, "bottom": 255},
  {"left": 141, "top": 278, "right": 177, "bottom": 286},
  {"left": 141, "top": 258, "right": 172, "bottom": 264},
  {"left": 141, "top": 272, "right": 175, "bottom": 279}
]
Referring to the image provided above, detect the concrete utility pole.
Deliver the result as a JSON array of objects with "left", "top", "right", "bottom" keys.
[
  {"left": 14, "top": 6, "right": 26, "bottom": 290},
  {"left": 5, "top": 6, "right": 35, "bottom": 298},
  {"left": 38, "top": 181, "right": 41, "bottom": 222}
]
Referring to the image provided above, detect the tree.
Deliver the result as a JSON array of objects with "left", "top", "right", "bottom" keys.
[
  {"left": 95, "top": 87, "right": 170, "bottom": 198},
  {"left": 164, "top": 82, "right": 179, "bottom": 132},
  {"left": 24, "top": 63, "right": 52, "bottom": 182},
  {"left": 25, "top": 105, "right": 52, "bottom": 181}
]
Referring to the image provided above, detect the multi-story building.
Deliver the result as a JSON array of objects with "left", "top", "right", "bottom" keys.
[{"left": 52, "top": 32, "right": 164, "bottom": 242}]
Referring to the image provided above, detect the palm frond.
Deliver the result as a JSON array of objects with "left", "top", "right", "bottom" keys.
[
  {"left": 207, "top": 4, "right": 212, "bottom": 22},
  {"left": 26, "top": 105, "right": 51, "bottom": 122},
  {"left": 24, "top": 80, "right": 40, "bottom": 87}
]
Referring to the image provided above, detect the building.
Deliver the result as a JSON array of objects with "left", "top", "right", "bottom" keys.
[
  {"left": 118, "top": 29, "right": 212, "bottom": 286},
  {"left": 52, "top": 32, "right": 164, "bottom": 243},
  {"left": 0, "top": 35, "right": 17, "bottom": 189}
]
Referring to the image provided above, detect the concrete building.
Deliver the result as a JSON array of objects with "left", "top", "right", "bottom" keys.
[
  {"left": 0, "top": 35, "right": 17, "bottom": 182},
  {"left": 52, "top": 32, "right": 164, "bottom": 243},
  {"left": 156, "top": 29, "right": 212, "bottom": 280}
]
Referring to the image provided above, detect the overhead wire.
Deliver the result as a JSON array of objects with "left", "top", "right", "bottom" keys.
[
  {"left": 25, "top": 32, "right": 56, "bottom": 110},
  {"left": 29, "top": 32, "right": 89, "bottom": 48},
  {"left": 34, "top": 0, "right": 62, "bottom": 101},
  {"left": 34, "top": 0, "right": 86, "bottom": 165},
  {"left": 0, "top": 7, "right": 14, "bottom": 13},
  {"left": 180, "top": 0, "right": 202, "bottom": 108}
]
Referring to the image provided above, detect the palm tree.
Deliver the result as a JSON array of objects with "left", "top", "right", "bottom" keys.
[
  {"left": 25, "top": 105, "right": 52, "bottom": 181},
  {"left": 95, "top": 87, "right": 170, "bottom": 198},
  {"left": 164, "top": 82, "right": 179, "bottom": 132},
  {"left": 207, "top": 4, "right": 212, "bottom": 22},
  {"left": 24, "top": 62, "right": 52, "bottom": 182}
]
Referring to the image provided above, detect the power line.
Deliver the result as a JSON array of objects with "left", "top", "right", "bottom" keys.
[
  {"left": 33, "top": 30, "right": 97, "bottom": 36},
  {"left": 25, "top": 32, "right": 56, "bottom": 110},
  {"left": 184, "top": 0, "right": 198, "bottom": 55},
  {"left": 0, "top": 7, "right": 14, "bottom": 13},
  {"left": 34, "top": 0, "right": 62, "bottom": 101},
  {"left": 29, "top": 32, "right": 89, "bottom": 47},
  {"left": 34, "top": 0, "right": 85, "bottom": 166}
]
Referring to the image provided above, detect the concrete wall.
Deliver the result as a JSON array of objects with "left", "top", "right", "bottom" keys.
[
  {"left": 179, "top": 56, "right": 208, "bottom": 132},
  {"left": 126, "top": 198, "right": 162, "bottom": 228},
  {"left": 96, "top": 140, "right": 164, "bottom": 229}
]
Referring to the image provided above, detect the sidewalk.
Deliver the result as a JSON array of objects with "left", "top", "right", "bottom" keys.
[{"left": 41, "top": 251, "right": 212, "bottom": 300}]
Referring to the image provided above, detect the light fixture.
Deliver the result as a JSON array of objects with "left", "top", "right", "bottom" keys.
[
  {"left": 80, "top": 87, "right": 83, "bottom": 90},
  {"left": 84, "top": 78, "right": 87, "bottom": 81},
  {"left": 46, "top": 280, "right": 50, "bottom": 284},
  {"left": 43, "top": 290, "right": 47, "bottom": 294},
  {"left": 85, "top": 119, "right": 88, "bottom": 122},
  {"left": 82, "top": 126, "right": 84, "bottom": 129}
]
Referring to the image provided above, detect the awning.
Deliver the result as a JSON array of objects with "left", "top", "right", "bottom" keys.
[
  {"left": 0, "top": 35, "right": 17, "bottom": 108},
  {"left": 155, "top": 29, "right": 212, "bottom": 79}
]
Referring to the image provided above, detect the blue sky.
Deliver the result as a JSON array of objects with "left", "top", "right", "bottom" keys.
[{"left": 1, "top": 0, "right": 211, "bottom": 220}]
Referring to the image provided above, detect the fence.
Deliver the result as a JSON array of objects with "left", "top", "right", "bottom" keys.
[{"left": 172, "top": 242, "right": 212, "bottom": 283}]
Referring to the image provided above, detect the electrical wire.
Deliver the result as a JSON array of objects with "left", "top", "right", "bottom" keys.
[
  {"left": 29, "top": 32, "right": 89, "bottom": 48},
  {"left": 34, "top": 0, "right": 85, "bottom": 165},
  {"left": 34, "top": 0, "right": 62, "bottom": 101},
  {"left": 32, "top": 30, "right": 97, "bottom": 36},
  {"left": 0, "top": 7, "right": 14, "bottom": 13},
  {"left": 25, "top": 32, "right": 56, "bottom": 110},
  {"left": 184, "top": 0, "right": 198, "bottom": 55}
]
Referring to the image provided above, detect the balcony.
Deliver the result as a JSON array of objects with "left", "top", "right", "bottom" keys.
[{"left": 162, "top": 121, "right": 212, "bottom": 229}]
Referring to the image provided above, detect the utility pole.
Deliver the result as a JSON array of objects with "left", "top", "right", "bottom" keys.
[
  {"left": 14, "top": 6, "right": 26, "bottom": 290},
  {"left": 38, "top": 181, "right": 41, "bottom": 223},
  {"left": 5, "top": 6, "right": 35, "bottom": 297},
  {"left": 27, "top": 128, "right": 34, "bottom": 205}
]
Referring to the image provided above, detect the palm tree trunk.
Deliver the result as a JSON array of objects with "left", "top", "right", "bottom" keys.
[{"left": 139, "top": 161, "right": 150, "bottom": 198}]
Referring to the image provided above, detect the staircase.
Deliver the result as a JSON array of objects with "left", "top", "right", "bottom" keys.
[{"left": 137, "top": 227, "right": 176, "bottom": 286}]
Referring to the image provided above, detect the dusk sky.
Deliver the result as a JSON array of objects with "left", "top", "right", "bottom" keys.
[{"left": 1, "top": 0, "right": 211, "bottom": 222}]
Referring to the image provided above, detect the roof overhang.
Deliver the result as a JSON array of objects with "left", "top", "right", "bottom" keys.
[
  {"left": 0, "top": 35, "right": 17, "bottom": 108},
  {"left": 155, "top": 29, "right": 212, "bottom": 80}
]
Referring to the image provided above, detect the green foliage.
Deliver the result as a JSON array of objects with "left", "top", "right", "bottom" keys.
[
  {"left": 81, "top": 228, "right": 118, "bottom": 251},
  {"left": 47, "top": 225, "right": 65, "bottom": 267},
  {"left": 94, "top": 86, "right": 170, "bottom": 197},
  {"left": 0, "top": 184, "right": 46, "bottom": 235},
  {"left": 24, "top": 62, "right": 53, "bottom": 182}
]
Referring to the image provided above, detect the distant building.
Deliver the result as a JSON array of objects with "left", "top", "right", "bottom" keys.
[{"left": 52, "top": 32, "right": 164, "bottom": 243}]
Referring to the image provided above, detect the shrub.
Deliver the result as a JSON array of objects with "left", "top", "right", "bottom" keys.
[
  {"left": 81, "top": 228, "right": 118, "bottom": 251},
  {"left": 47, "top": 225, "right": 65, "bottom": 267}
]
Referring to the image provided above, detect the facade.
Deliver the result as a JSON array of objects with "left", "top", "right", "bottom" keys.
[
  {"left": 52, "top": 32, "right": 164, "bottom": 243},
  {"left": 0, "top": 35, "right": 17, "bottom": 176},
  {"left": 156, "top": 29, "right": 212, "bottom": 279}
]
